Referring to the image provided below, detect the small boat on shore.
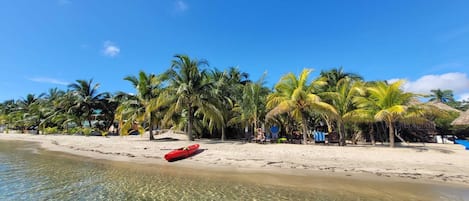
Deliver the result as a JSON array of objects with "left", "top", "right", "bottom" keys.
[{"left": 164, "top": 144, "right": 200, "bottom": 161}]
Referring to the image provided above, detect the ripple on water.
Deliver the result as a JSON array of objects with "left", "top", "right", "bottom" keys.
[{"left": 0, "top": 140, "right": 468, "bottom": 201}]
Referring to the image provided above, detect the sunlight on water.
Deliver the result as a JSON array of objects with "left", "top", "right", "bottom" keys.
[{"left": 0, "top": 140, "right": 468, "bottom": 201}]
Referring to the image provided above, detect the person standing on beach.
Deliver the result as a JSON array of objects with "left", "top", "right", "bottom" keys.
[{"left": 256, "top": 128, "right": 265, "bottom": 142}]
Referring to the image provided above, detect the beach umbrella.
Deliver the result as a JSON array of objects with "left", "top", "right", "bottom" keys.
[{"left": 451, "top": 109, "right": 469, "bottom": 126}]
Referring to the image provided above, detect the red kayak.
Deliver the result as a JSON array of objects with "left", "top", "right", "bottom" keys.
[{"left": 164, "top": 144, "right": 200, "bottom": 161}]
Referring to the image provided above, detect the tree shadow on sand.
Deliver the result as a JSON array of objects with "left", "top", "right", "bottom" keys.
[
  {"left": 387, "top": 143, "right": 455, "bottom": 154},
  {"left": 152, "top": 137, "right": 180, "bottom": 142},
  {"left": 203, "top": 140, "right": 245, "bottom": 145}
]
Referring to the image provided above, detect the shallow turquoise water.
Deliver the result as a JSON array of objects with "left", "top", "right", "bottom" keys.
[{"left": 0, "top": 140, "right": 468, "bottom": 201}]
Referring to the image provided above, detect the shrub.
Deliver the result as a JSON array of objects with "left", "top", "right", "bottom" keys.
[
  {"left": 44, "top": 127, "right": 59, "bottom": 134},
  {"left": 82, "top": 127, "right": 92, "bottom": 136},
  {"left": 66, "top": 127, "right": 81, "bottom": 135}
]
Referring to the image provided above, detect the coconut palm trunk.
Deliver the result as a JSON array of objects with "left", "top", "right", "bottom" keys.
[
  {"left": 188, "top": 106, "right": 194, "bottom": 141},
  {"left": 88, "top": 118, "right": 92, "bottom": 129},
  {"left": 338, "top": 121, "right": 346, "bottom": 146},
  {"left": 387, "top": 120, "right": 395, "bottom": 147},
  {"left": 353, "top": 80, "right": 420, "bottom": 148},
  {"left": 301, "top": 117, "right": 309, "bottom": 144},
  {"left": 149, "top": 114, "right": 155, "bottom": 140},
  {"left": 266, "top": 69, "right": 337, "bottom": 145},
  {"left": 221, "top": 127, "right": 226, "bottom": 141},
  {"left": 369, "top": 123, "right": 376, "bottom": 145}
]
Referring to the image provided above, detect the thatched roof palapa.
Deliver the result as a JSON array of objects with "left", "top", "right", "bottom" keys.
[
  {"left": 451, "top": 109, "right": 469, "bottom": 126},
  {"left": 427, "top": 101, "right": 461, "bottom": 114}
]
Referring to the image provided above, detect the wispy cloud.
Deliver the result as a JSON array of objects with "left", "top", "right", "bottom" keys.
[
  {"left": 58, "top": 0, "right": 71, "bottom": 5},
  {"left": 175, "top": 0, "right": 189, "bottom": 12},
  {"left": 29, "top": 77, "right": 70, "bottom": 85},
  {"left": 438, "top": 25, "right": 469, "bottom": 42},
  {"left": 102, "top": 41, "right": 120, "bottom": 57},
  {"left": 389, "top": 72, "right": 469, "bottom": 99}
]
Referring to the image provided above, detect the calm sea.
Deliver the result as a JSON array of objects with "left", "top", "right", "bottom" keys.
[{"left": 0, "top": 140, "right": 468, "bottom": 201}]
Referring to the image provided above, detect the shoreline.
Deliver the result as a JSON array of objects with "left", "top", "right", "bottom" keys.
[{"left": 1, "top": 132, "right": 469, "bottom": 187}]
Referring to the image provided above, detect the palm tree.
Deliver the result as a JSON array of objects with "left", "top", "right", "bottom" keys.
[
  {"left": 98, "top": 93, "right": 119, "bottom": 133},
  {"left": 267, "top": 69, "right": 337, "bottom": 144},
  {"left": 229, "top": 74, "right": 270, "bottom": 140},
  {"left": 224, "top": 67, "right": 253, "bottom": 139},
  {"left": 352, "top": 80, "right": 420, "bottom": 147},
  {"left": 16, "top": 94, "right": 42, "bottom": 133},
  {"left": 166, "top": 54, "right": 222, "bottom": 141},
  {"left": 68, "top": 79, "right": 107, "bottom": 129},
  {"left": 44, "top": 88, "right": 65, "bottom": 104},
  {"left": 429, "top": 89, "right": 455, "bottom": 103},
  {"left": 115, "top": 71, "right": 169, "bottom": 140},
  {"left": 230, "top": 73, "right": 269, "bottom": 137},
  {"left": 321, "top": 77, "right": 363, "bottom": 146},
  {"left": 206, "top": 69, "right": 233, "bottom": 141},
  {"left": 320, "top": 67, "right": 362, "bottom": 92},
  {"left": 39, "top": 88, "right": 66, "bottom": 134},
  {"left": 56, "top": 90, "right": 84, "bottom": 131},
  {"left": 1, "top": 100, "right": 17, "bottom": 133},
  {"left": 226, "top": 66, "right": 251, "bottom": 97}
]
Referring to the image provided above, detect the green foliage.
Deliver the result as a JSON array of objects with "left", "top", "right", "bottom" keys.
[
  {"left": 100, "top": 130, "right": 107, "bottom": 136},
  {"left": 435, "top": 111, "right": 459, "bottom": 134},
  {"left": 448, "top": 100, "right": 469, "bottom": 111},
  {"left": 452, "top": 127, "right": 469, "bottom": 138},
  {"left": 115, "top": 71, "right": 168, "bottom": 140},
  {"left": 351, "top": 80, "right": 425, "bottom": 147},
  {"left": 267, "top": 68, "right": 337, "bottom": 144},
  {"left": 166, "top": 54, "right": 222, "bottom": 141},
  {"left": 429, "top": 89, "right": 455, "bottom": 103},
  {"left": 229, "top": 73, "right": 269, "bottom": 136},
  {"left": 68, "top": 79, "right": 108, "bottom": 129},
  {"left": 82, "top": 127, "right": 92, "bottom": 136},
  {"left": 321, "top": 77, "right": 364, "bottom": 145},
  {"left": 44, "top": 127, "right": 59, "bottom": 134},
  {"left": 67, "top": 127, "right": 81, "bottom": 135},
  {"left": 4, "top": 55, "right": 469, "bottom": 144}
]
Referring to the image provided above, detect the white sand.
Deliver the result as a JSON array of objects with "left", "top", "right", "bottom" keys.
[{"left": 1, "top": 132, "right": 468, "bottom": 186}]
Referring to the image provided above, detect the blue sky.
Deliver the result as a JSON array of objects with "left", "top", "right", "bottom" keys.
[{"left": 1, "top": 0, "right": 469, "bottom": 101}]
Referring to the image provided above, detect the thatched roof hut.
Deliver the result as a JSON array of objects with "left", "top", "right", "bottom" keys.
[
  {"left": 451, "top": 109, "right": 469, "bottom": 126},
  {"left": 427, "top": 101, "right": 461, "bottom": 113}
]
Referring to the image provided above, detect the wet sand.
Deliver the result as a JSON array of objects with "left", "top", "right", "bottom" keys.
[{"left": 1, "top": 132, "right": 469, "bottom": 188}]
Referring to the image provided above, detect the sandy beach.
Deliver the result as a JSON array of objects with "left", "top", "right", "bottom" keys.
[{"left": 1, "top": 132, "right": 468, "bottom": 187}]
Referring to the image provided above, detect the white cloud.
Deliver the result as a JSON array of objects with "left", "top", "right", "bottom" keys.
[
  {"left": 103, "top": 41, "right": 120, "bottom": 57},
  {"left": 459, "top": 93, "right": 469, "bottom": 102},
  {"left": 389, "top": 72, "right": 469, "bottom": 99},
  {"left": 29, "top": 77, "right": 69, "bottom": 85},
  {"left": 175, "top": 0, "right": 189, "bottom": 12}
]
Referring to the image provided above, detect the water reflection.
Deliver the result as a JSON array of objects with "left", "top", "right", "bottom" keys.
[{"left": 0, "top": 140, "right": 467, "bottom": 201}]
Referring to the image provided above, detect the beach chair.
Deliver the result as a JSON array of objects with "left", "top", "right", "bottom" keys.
[{"left": 314, "top": 131, "right": 325, "bottom": 143}]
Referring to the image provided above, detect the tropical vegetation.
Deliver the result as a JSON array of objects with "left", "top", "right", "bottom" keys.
[{"left": 1, "top": 55, "right": 467, "bottom": 147}]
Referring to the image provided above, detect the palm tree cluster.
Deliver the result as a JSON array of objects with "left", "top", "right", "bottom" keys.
[
  {"left": 0, "top": 79, "right": 116, "bottom": 135},
  {"left": 1, "top": 55, "right": 466, "bottom": 147}
]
